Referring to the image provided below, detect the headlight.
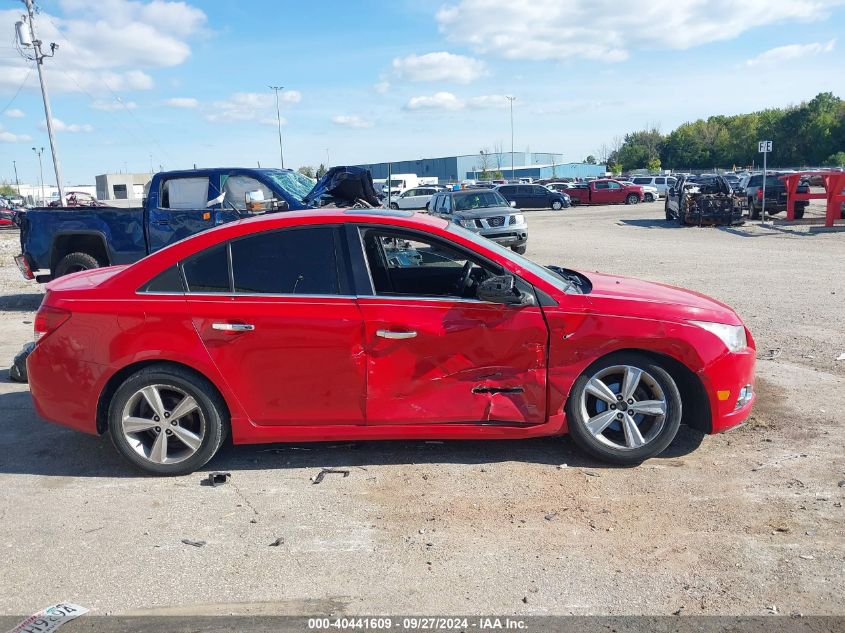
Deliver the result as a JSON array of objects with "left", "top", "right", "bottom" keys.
[
  {"left": 512, "top": 214, "right": 525, "bottom": 225},
  {"left": 688, "top": 320, "right": 747, "bottom": 352},
  {"left": 459, "top": 219, "right": 477, "bottom": 229}
]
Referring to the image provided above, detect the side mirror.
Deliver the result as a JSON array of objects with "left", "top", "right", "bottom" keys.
[
  {"left": 244, "top": 189, "right": 266, "bottom": 214},
  {"left": 510, "top": 201, "right": 517, "bottom": 208},
  {"left": 477, "top": 275, "right": 535, "bottom": 306}
]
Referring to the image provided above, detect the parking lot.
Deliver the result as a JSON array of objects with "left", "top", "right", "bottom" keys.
[{"left": 0, "top": 198, "right": 843, "bottom": 617}]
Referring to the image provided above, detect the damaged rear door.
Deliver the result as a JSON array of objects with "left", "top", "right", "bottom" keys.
[{"left": 354, "top": 226, "right": 548, "bottom": 425}]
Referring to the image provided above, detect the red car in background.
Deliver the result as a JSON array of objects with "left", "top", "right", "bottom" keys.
[
  {"left": 27, "top": 210, "right": 755, "bottom": 475},
  {"left": 565, "top": 179, "right": 644, "bottom": 205}
]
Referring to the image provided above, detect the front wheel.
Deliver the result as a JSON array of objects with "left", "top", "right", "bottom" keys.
[
  {"left": 625, "top": 193, "right": 639, "bottom": 205},
  {"left": 565, "top": 353, "right": 682, "bottom": 465},
  {"left": 511, "top": 244, "right": 527, "bottom": 255},
  {"left": 644, "top": 193, "right": 655, "bottom": 203},
  {"left": 389, "top": 202, "right": 399, "bottom": 210},
  {"left": 108, "top": 364, "right": 228, "bottom": 475},
  {"left": 551, "top": 200, "right": 563, "bottom": 210}
]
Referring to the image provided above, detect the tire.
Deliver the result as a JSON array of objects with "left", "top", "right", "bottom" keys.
[
  {"left": 54, "top": 251, "right": 101, "bottom": 278},
  {"left": 565, "top": 352, "right": 682, "bottom": 465},
  {"left": 389, "top": 203, "right": 399, "bottom": 210},
  {"left": 645, "top": 193, "right": 655, "bottom": 203},
  {"left": 793, "top": 207, "right": 805, "bottom": 220},
  {"left": 511, "top": 244, "right": 527, "bottom": 255},
  {"left": 625, "top": 193, "right": 639, "bottom": 205},
  {"left": 748, "top": 199, "right": 760, "bottom": 220},
  {"left": 108, "top": 364, "right": 228, "bottom": 476},
  {"left": 551, "top": 200, "right": 563, "bottom": 210}
]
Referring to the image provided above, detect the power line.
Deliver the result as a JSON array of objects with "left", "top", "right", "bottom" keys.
[{"left": 0, "top": 67, "right": 33, "bottom": 115}]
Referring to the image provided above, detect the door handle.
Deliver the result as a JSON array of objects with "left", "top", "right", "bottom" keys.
[
  {"left": 153, "top": 219, "right": 170, "bottom": 226},
  {"left": 376, "top": 329, "right": 417, "bottom": 340},
  {"left": 212, "top": 322, "right": 255, "bottom": 332}
]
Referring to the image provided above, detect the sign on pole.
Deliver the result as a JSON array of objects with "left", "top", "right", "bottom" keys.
[{"left": 758, "top": 140, "right": 772, "bottom": 222}]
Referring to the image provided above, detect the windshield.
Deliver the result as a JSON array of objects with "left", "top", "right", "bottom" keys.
[
  {"left": 446, "top": 222, "right": 580, "bottom": 294},
  {"left": 388, "top": 180, "right": 405, "bottom": 187},
  {"left": 264, "top": 169, "right": 315, "bottom": 202},
  {"left": 454, "top": 191, "right": 509, "bottom": 211}
]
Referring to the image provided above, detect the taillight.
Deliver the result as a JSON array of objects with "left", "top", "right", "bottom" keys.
[
  {"left": 756, "top": 189, "right": 763, "bottom": 199},
  {"left": 34, "top": 305, "right": 71, "bottom": 342}
]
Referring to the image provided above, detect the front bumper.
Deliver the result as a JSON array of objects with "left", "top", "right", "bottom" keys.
[
  {"left": 699, "top": 346, "right": 756, "bottom": 433},
  {"left": 480, "top": 227, "right": 528, "bottom": 246}
]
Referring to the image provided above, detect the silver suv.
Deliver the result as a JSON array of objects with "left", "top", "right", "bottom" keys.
[
  {"left": 428, "top": 189, "right": 529, "bottom": 254},
  {"left": 630, "top": 176, "right": 677, "bottom": 197}
]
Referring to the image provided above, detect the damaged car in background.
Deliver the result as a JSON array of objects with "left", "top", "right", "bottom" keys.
[{"left": 665, "top": 175, "right": 742, "bottom": 226}]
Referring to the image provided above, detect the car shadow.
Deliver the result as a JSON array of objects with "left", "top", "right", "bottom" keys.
[
  {"left": 617, "top": 218, "right": 683, "bottom": 229},
  {"left": 0, "top": 293, "right": 43, "bottom": 312},
  {"left": 0, "top": 390, "right": 704, "bottom": 477}
]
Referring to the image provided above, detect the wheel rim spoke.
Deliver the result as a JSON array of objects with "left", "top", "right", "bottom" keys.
[
  {"left": 140, "top": 386, "right": 166, "bottom": 419},
  {"left": 628, "top": 399, "right": 666, "bottom": 416},
  {"left": 171, "top": 425, "right": 202, "bottom": 452},
  {"left": 123, "top": 416, "right": 158, "bottom": 433},
  {"left": 585, "top": 378, "right": 618, "bottom": 405},
  {"left": 622, "top": 414, "right": 646, "bottom": 448},
  {"left": 149, "top": 431, "right": 168, "bottom": 463},
  {"left": 621, "top": 366, "right": 642, "bottom": 401},
  {"left": 169, "top": 395, "right": 199, "bottom": 421},
  {"left": 585, "top": 409, "right": 618, "bottom": 437}
]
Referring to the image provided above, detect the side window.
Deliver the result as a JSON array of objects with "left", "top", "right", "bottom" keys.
[
  {"left": 182, "top": 243, "right": 230, "bottom": 293},
  {"left": 160, "top": 177, "right": 210, "bottom": 210},
  {"left": 655, "top": 177, "right": 666, "bottom": 185},
  {"left": 439, "top": 195, "right": 452, "bottom": 212},
  {"left": 499, "top": 186, "right": 514, "bottom": 195},
  {"left": 429, "top": 194, "right": 440, "bottom": 210},
  {"left": 231, "top": 227, "right": 338, "bottom": 295},
  {"left": 361, "top": 229, "right": 499, "bottom": 299},
  {"left": 532, "top": 186, "right": 548, "bottom": 195},
  {"left": 633, "top": 177, "right": 650, "bottom": 185},
  {"left": 607, "top": 181, "right": 621, "bottom": 190},
  {"left": 223, "top": 175, "right": 274, "bottom": 211},
  {"left": 594, "top": 181, "right": 608, "bottom": 190},
  {"left": 140, "top": 265, "right": 184, "bottom": 293},
  {"left": 402, "top": 188, "right": 417, "bottom": 197}
]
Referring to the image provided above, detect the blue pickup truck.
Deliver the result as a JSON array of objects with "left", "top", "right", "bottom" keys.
[{"left": 16, "top": 167, "right": 315, "bottom": 281}]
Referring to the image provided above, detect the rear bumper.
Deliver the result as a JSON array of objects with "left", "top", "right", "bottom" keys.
[{"left": 699, "top": 347, "right": 756, "bottom": 434}]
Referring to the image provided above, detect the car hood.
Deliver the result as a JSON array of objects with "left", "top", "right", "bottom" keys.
[
  {"left": 580, "top": 270, "right": 742, "bottom": 325},
  {"left": 453, "top": 206, "right": 514, "bottom": 219}
]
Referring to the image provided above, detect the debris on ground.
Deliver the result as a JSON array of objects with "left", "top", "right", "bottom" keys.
[
  {"left": 8, "top": 341, "right": 34, "bottom": 383},
  {"left": 838, "top": 480, "right": 845, "bottom": 488},
  {"left": 310, "top": 468, "right": 350, "bottom": 485},
  {"left": 836, "top": 353, "right": 845, "bottom": 361},
  {"left": 201, "top": 471, "right": 231, "bottom": 487},
  {"left": 269, "top": 537, "right": 284, "bottom": 547},
  {"left": 6, "top": 602, "right": 89, "bottom": 633},
  {"left": 798, "top": 554, "right": 815, "bottom": 560},
  {"left": 557, "top": 464, "right": 568, "bottom": 469},
  {"left": 544, "top": 512, "right": 557, "bottom": 521},
  {"left": 181, "top": 539, "right": 206, "bottom": 547},
  {"left": 761, "top": 348, "right": 782, "bottom": 361},
  {"left": 582, "top": 470, "right": 601, "bottom": 477}
]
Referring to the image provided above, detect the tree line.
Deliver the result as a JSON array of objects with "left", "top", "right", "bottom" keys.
[{"left": 599, "top": 92, "right": 845, "bottom": 173}]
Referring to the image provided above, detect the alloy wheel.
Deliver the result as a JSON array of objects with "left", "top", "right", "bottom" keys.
[
  {"left": 121, "top": 384, "right": 206, "bottom": 464},
  {"left": 578, "top": 365, "right": 667, "bottom": 450}
]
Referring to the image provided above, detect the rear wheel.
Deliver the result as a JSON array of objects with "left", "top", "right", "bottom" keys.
[
  {"left": 551, "top": 200, "right": 563, "bottom": 210},
  {"left": 748, "top": 198, "right": 760, "bottom": 220},
  {"left": 566, "top": 353, "right": 682, "bottom": 465},
  {"left": 108, "top": 364, "right": 228, "bottom": 475},
  {"left": 626, "top": 193, "right": 639, "bottom": 205},
  {"left": 54, "top": 251, "right": 101, "bottom": 278}
]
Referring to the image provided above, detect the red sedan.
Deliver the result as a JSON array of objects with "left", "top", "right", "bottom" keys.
[{"left": 27, "top": 210, "right": 756, "bottom": 474}]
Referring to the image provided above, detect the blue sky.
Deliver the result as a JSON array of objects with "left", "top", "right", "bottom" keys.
[{"left": 1, "top": 0, "right": 844, "bottom": 185}]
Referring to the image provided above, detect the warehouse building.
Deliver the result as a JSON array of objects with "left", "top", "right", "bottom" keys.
[{"left": 352, "top": 152, "right": 606, "bottom": 183}]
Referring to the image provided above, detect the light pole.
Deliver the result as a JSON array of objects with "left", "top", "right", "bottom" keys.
[
  {"left": 269, "top": 85, "right": 286, "bottom": 168},
  {"left": 32, "top": 146, "right": 44, "bottom": 204},
  {"left": 13, "top": 160, "right": 20, "bottom": 195},
  {"left": 506, "top": 96, "right": 516, "bottom": 180},
  {"left": 326, "top": 148, "right": 331, "bottom": 168}
]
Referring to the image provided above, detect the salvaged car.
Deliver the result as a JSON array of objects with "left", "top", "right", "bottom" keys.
[
  {"left": 27, "top": 209, "right": 756, "bottom": 475},
  {"left": 665, "top": 175, "right": 742, "bottom": 225}
]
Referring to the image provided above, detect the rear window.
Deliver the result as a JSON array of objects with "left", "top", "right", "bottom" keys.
[
  {"left": 230, "top": 227, "right": 339, "bottom": 295},
  {"left": 182, "top": 243, "right": 230, "bottom": 293},
  {"left": 141, "top": 265, "right": 184, "bottom": 293}
]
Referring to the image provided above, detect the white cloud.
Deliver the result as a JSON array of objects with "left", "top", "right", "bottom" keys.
[
  {"left": 467, "top": 95, "right": 512, "bottom": 109},
  {"left": 91, "top": 98, "right": 137, "bottom": 111},
  {"left": 0, "top": 124, "right": 31, "bottom": 143},
  {"left": 745, "top": 39, "right": 835, "bottom": 66},
  {"left": 392, "top": 52, "right": 487, "bottom": 83},
  {"left": 332, "top": 115, "right": 374, "bottom": 129},
  {"left": 405, "top": 92, "right": 465, "bottom": 111},
  {"left": 165, "top": 97, "right": 199, "bottom": 108},
  {"left": 260, "top": 116, "right": 287, "bottom": 127},
  {"left": 41, "top": 118, "right": 94, "bottom": 133},
  {"left": 436, "top": 0, "right": 845, "bottom": 62},
  {"left": 206, "top": 91, "right": 300, "bottom": 123},
  {"left": 0, "top": 1, "right": 206, "bottom": 93},
  {"left": 4, "top": 109, "right": 25, "bottom": 118},
  {"left": 374, "top": 81, "right": 391, "bottom": 94}
]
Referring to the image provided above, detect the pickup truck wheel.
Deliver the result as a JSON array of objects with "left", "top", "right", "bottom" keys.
[
  {"left": 625, "top": 193, "right": 639, "bottom": 205},
  {"left": 389, "top": 203, "right": 399, "bottom": 210},
  {"left": 748, "top": 199, "right": 760, "bottom": 220},
  {"left": 108, "top": 364, "right": 228, "bottom": 476},
  {"left": 793, "top": 207, "right": 805, "bottom": 220},
  {"left": 54, "top": 251, "right": 101, "bottom": 277},
  {"left": 511, "top": 244, "right": 527, "bottom": 255},
  {"left": 565, "top": 352, "right": 682, "bottom": 465},
  {"left": 644, "top": 193, "right": 655, "bottom": 203}
]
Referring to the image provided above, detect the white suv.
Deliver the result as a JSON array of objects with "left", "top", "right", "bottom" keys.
[{"left": 630, "top": 176, "right": 677, "bottom": 198}]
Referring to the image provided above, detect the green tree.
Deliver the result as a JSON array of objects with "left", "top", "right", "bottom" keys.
[
  {"left": 825, "top": 151, "right": 845, "bottom": 166},
  {"left": 297, "top": 165, "right": 315, "bottom": 178},
  {"left": 608, "top": 163, "right": 622, "bottom": 175},
  {"left": 646, "top": 157, "right": 661, "bottom": 172},
  {"left": 0, "top": 183, "right": 17, "bottom": 197},
  {"left": 615, "top": 128, "right": 663, "bottom": 171},
  {"left": 584, "top": 155, "right": 596, "bottom": 164}
]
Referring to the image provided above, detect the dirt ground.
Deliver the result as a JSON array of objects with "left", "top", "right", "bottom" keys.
[{"left": 0, "top": 199, "right": 842, "bottom": 618}]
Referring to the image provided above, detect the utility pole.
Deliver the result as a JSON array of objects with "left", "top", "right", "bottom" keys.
[
  {"left": 506, "top": 96, "right": 516, "bottom": 181},
  {"left": 13, "top": 160, "right": 20, "bottom": 195},
  {"left": 326, "top": 148, "right": 330, "bottom": 168},
  {"left": 32, "top": 146, "right": 44, "bottom": 203},
  {"left": 19, "top": 0, "right": 65, "bottom": 204},
  {"left": 269, "top": 86, "right": 285, "bottom": 168}
]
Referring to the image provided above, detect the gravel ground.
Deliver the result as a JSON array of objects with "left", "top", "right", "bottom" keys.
[{"left": 0, "top": 200, "right": 842, "bottom": 618}]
